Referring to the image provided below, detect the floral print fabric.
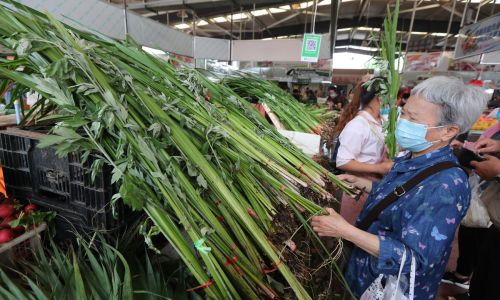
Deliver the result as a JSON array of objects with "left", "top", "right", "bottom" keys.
[{"left": 345, "top": 146, "right": 470, "bottom": 299}]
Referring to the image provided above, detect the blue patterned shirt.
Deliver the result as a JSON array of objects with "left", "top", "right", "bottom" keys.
[{"left": 345, "top": 146, "right": 470, "bottom": 299}]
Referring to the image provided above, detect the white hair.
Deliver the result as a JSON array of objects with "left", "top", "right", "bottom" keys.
[{"left": 411, "top": 76, "right": 489, "bottom": 134}]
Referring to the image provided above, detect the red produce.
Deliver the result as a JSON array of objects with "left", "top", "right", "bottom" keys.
[
  {"left": 0, "top": 228, "right": 15, "bottom": 243},
  {"left": 24, "top": 204, "right": 37, "bottom": 214},
  {"left": 0, "top": 215, "right": 16, "bottom": 228},
  {"left": 0, "top": 204, "right": 14, "bottom": 218},
  {"left": 11, "top": 225, "right": 24, "bottom": 235}
]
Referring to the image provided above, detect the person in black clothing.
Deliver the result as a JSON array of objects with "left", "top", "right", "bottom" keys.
[
  {"left": 467, "top": 138, "right": 500, "bottom": 300},
  {"left": 326, "top": 85, "right": 342, "bottom": 110},
  {"left": 292, "top": 89, "right": 302, "bottom": 101},
  {"left": 306, "top": 89, "right": 317, "bottom": 105}
]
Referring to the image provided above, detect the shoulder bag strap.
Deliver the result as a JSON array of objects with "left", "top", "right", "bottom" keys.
[{"left": 357, "top": 161, "right": 461, "bottom": 231}]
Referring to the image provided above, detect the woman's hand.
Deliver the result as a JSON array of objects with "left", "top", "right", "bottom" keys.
[
  {"left": 475, "top": 138, "right": 500, "bottom": 154},
  {"left": 471, "top": 154, "right": 500, "bottom": 180},
  {"left": 311, "top": 208, "right": 353, "bottom": 238},
  {"left": 338, "top": 174, "right": 373, "bottom": 193},
  {"left": 312, "top": 208, "right": 382, "bottom": 257}
]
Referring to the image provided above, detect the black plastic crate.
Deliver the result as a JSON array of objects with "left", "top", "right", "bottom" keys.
[{"left": 0, "top": 128, "right": 131, "bottom": 238}]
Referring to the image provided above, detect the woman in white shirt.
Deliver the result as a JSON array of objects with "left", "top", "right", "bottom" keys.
[{"left": 334, "top": 79, "right": 393, "bottom": 224}]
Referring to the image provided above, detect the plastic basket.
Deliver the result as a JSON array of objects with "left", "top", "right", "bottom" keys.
[{"left": 0, "top": 128, "right": 135, "bottom": 239}]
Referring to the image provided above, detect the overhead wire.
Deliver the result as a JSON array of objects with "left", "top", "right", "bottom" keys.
[{"left": 311, "top": 0, "right": 319, "bottom": 34}]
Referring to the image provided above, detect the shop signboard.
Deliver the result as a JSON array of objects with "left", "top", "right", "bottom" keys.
[
  {"left": 455, "top": 13, "right": 500, "bottom": 59},
  {"left": 331, "top": 69, "right": 373, "bottom": 85},
  {"left": 403, "top": 52, "right": 451, "bottom": 72},
  {"left": 301, "top": 34, "right": 322, "bottom": 62}
]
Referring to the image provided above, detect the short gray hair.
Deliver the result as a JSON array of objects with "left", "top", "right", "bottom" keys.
[{"left": 411, "top": 76, "right": 489, "bottom": 134}]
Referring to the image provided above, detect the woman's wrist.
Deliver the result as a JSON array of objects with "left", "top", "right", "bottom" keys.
[
  {"left": 342, "top": 226, "right": 381, "bottom": 257},
  {"left": 341, "top": 223, "right": 358, "bottom": 241}
]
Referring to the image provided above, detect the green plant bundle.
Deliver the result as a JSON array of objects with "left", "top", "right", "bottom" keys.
[
  {"left": 377, "top": 0, "right": 401, "bottom": 158},
  {"left": 0, "top": 2, "right": 353, "bottom": 299},
  {"left": 224, "top": 74, "right": 323, "bottom": 133},
  {"left": 0, "top": 234, "right": 191, "bottom": 300}
]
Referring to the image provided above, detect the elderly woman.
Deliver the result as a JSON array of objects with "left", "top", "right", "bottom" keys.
[{"left": 312, "top": 76, "right": 489, "bottom": 299}]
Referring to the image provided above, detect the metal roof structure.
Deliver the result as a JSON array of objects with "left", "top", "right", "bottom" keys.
[{"left": 108, "top": 0, "right": 500, "bottom": 52}]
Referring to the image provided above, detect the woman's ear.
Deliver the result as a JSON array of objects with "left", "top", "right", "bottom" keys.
[{"left": 442, "top": 125, "right": 460, "bottom": 142}]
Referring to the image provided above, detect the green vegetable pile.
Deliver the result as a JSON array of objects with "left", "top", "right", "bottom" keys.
[
  {"left": 224, "top": 73, "right": 323, "bottom": 133},
  {"left": 0, "top": 232, "right": 191, "bottom": 300},
  {"left": 0, "top": 2, "right": 353, "bottom": 299}
]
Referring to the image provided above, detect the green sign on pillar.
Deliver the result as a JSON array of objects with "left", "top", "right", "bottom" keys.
[{"left": 301, "top": 33, "right": 322, "bottom": 62}]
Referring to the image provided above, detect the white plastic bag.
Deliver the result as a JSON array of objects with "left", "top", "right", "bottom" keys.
[
  {"left": 461, "top": 174, "right": 491, "bottom": 228},
  {"left": 360, "top": 249, "right": 416, "bottom": 300},
  {"left": 481, "top": 181, "right": 500, "bottom": 229}
]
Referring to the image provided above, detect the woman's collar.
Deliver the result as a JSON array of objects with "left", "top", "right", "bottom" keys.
[
  {"left": 358, "top": 110, "right": 382, "bottom": 125},
  {"left": 393, "top": 146, "right": 455, "bottom": 173}
]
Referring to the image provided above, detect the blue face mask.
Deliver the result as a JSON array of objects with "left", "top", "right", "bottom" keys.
[
  {"left": 380, "top": 107, "right": 390, "bottom": 116},
  {"left": 496, "top": 109, "right": 500, "bottom": 121},
  {"left": 395, "top": 119, "right": 444, "bottom": 152}
]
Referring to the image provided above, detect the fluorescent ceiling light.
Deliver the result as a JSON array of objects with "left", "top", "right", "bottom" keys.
[
  {"left": 334, "top": 45, "right": 377, "bottom": 52},
  {"left": 212, "top": 16, "right": 227, "bottom": 23},
  {"left": 262, "top": 37, "right": 272, "bottom": 40},
  {"left": 337, "top": 27, "right": 352, "bottom": 32},
  {"left": 300, "top": 1, "right": 314, "bottom": 9},
  {"left": 251, "top": 9, "right": 268, "bottom": 16},
  {"left": 430, "top": 32, "right": 448, "bottom": 37},
  {"left": 269, "top": 7, "right": 287, "bottom": 13},
  {"left": 358, "top": 26, "right": 380, "bottom": 32},
  {"left": 228, "top": 13, "right": 247, "bottom": 20},
  {"left": 318, "top": 0, "right": 331, "bottom": 5},
  {"left": 279, "top": 5, "right": 291, "bottom": 10},
  {"left": 277, "top": 36, "right": 288, "bottom": 39},
  {"left": 197, "top": 20, "right": 208, "bottom": 26},
  {"left": 411, "top": 31, "right": 428, "bottom": 35},
  {"left": 175, "top": 23, "right": 190, "bottom": 29},
  {"left": 337, "top": 33, "right": 349, "bottom": 40},
  {"left": 464, "top": 1, "right": 500, "bottom": 5}
]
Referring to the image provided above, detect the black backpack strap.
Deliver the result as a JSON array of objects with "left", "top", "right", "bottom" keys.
[{"left": 357, "top": 161, "right": 461, "bottom": 231}]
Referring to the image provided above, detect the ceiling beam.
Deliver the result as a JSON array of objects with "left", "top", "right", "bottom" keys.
[
  {"left": 143, "top": 10, "right": 165, "bottom": 18},
  {"left": 349, "top": 28, "right": 358, "bottom": 42},
  {"left": 209, "top": 21, "right": 239, "bottom": 39},
  {"left": 127, "top": 0, "right": 227, "bottom": 10},
  {"left": 193, "top": 29, "right": 256, "bottom": 33},
  {"left": 303, "top": 11, "right": 330, "bottom": 17},
  {"left": 266, "top": 12, "right": 301, "bottom": 29},
  {"left": 399, "top": 4, "right": 441, "bottom": 14},
  {"left": 244, "top": 11, "right": 277, "bottom": 38},
  {"left": 441, "top": 3, "right": 463, "bottom": 18},
  {"left": 358, "top": 0, "right": 371, "bottom": 22},
  {"left": 266, "top": 9, "right": 277, "bottom": 22},
  {"left": 186, "top": 27, "right": 212, "bottom": 37},
  {"left": 253, "top": 17, "right": 461, "bottom": 39}
]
